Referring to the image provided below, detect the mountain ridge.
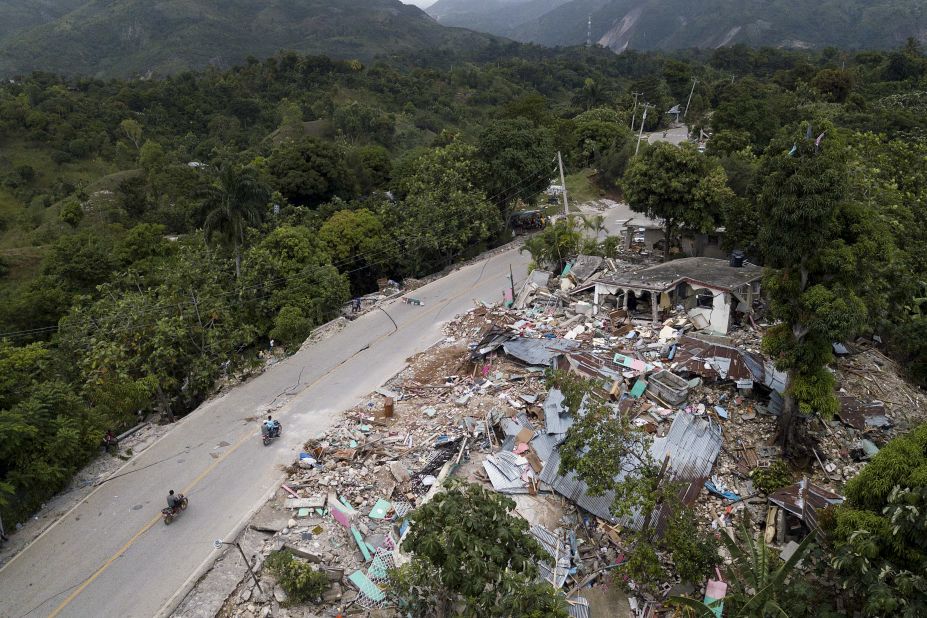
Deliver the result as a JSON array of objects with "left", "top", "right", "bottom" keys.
[
  {"left": 0, "top": 0, "right": 499, "bottom": 78},
  {"left": 429, "top": 0, "right": 927, "bottom": 51}
]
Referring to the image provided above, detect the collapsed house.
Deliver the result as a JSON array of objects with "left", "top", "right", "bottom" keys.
[
  {"left": 222, "top": 248, "right": 922, "bottom": 618},
  {"left": 571, "top": 257, "right": 763, "bottom": 334}
]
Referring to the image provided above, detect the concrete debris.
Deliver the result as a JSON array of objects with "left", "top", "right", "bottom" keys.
[{"left": 216, "top": 250, "right": 927, "bottom": 618}]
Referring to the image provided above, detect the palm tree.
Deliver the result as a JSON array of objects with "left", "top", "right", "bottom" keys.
[
  {"left": 580, "top": 214, "right": 607, "bottom": 241},
  {"left": 669, "top": 520, "right": 816, "bottom": 617},
  {"left": 201, "top": 163, "right": 269, "bottom": 278}
]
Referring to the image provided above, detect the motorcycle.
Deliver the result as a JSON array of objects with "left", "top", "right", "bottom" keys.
[
  {"left": 161, "top": 494, "right": 188, "bottom": 525},
  {"left": 262, "top": 421, "right": 282, "bottom": 446}
]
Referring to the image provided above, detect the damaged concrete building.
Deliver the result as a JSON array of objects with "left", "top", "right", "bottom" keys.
[{"left": 572, "top": 257, "right": 763, "bottom": 334}]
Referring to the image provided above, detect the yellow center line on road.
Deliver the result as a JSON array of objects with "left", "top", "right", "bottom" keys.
[
  {"left": 47, "top": 434, "right": 250, "bottom": 618},
  {"left": 45, "top": 254, "right": 510, "bottom": 617}
]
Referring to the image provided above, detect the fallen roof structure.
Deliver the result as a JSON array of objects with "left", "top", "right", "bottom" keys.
[
  {"left": 674, "top": 335, "right": 787, "bottom": 393},
  {"left": 539, "top": 412, "right": 723, "bottom": 531},
  {"left": 573, "top": 257, "right": 762, "bottom": 296},
  {"left": 471, "top": 326, "right": 581, "bottom": 365},
  {"left": 837, "top": 396, "right": 892, "bottom": 431},
  {"left": 768, "top": 479, "right": 844, "bottom": 532}
]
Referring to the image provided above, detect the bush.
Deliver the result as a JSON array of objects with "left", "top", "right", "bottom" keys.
[
  {"left": 264, "top": 550, "right": 328, "bottom": 604},
  {"left": 750, "top": 460, "right": 793, "bottom": 494}
]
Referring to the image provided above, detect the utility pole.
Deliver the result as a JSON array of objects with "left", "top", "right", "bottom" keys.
[
  {"left": 683, "top": 78, "right": 698, "bottom": 119},
  {"left": 634, "top": 104, "right": 654, "bottom": 156},
  {"left": 586, "top": 15, "right": 592, "bottom": 48},
  {"left": 629, "top": 91, "right": 643, "bottom": 131},
  {"left": 557, "top": 151, "right": 569, "bottom": 217}
]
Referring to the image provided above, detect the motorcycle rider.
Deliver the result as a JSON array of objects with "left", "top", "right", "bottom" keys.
[
  {"left": 167, "top": 490, "right": 182, "bottom": 511},
  {"left": 262, "top": 415, "right": 279, "bottom": 438}
]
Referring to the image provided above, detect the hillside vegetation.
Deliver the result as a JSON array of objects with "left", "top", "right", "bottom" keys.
[
  {"left": 0, "top": 43, "right": 925, "bottom": 617},
  {"left": 0, "top": 0, "right": 499, "bottom": 78}
]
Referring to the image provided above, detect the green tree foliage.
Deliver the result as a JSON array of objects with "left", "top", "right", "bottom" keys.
[
  {"left": 826, "top": 424, "right": 927, "bottom": 616},
  {"left": 0, "top": 341, "right": 100, "bottom": 523},
  {"left": 756, "top": 124, "right": 869, "bottom": 453},
  {"left": 265, "top": 549, "right": 329, "bottom": 604},
  {"left": 333, "top": 101, "right": 394, "bottom": 147},
  {"left": 811, "top": 68, "right": 854, "bottom": 103},
  {"left": 396, "top": 142, "right": 501, "bottom": 276},
  {"left": 670, "top": 520, "right": 816, "bottom": 617},
  {"left": 521, "top": 218, "right": 582, "bottom": 273},
  {"left": 267, "top": 138, "right": 353, "bottom": 207},
  {"left": 553, "top": 371, "right": 719, "bottom": 589},
  {"left": 623, "top": 142, "right": 734, "bottom": 261},
  {"left": 476, "top": 118, "right": 553, "bottom": 218},
  {"left": 318, "top": 208, "right": 396, "bottom": 292},
  {"left": 200, "top": 162, "right": 270, "bottom": 278},
  {"left": 242, "top": 226, "right": 349, "bottom": 347},
  {"left": 58, "top": 197, "right": 84, "bottom": 228},
  {"left": 42, "top": 230, "right": 117, "bottom": 292},
  {"left": 351, "top": 145, "right": 392, "bottom": 194},
  {"left": 389, "top": 481, "right": 569, "bottom": 618},
  {"left": 59, "top": 239, "right": 256, "bottom": 420},
  {"left": 572, "top": 108, "right": 630, "bottom": 166}
]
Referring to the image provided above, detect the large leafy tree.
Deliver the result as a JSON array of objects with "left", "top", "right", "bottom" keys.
[
  {"left": 0, "top": 341, "right": 100, "bottom": 524},
  {"left": 42, "top": 230, "right": 117, "bottom": 293},
  {"left": 476, "top": 118, "right": 553, "bottom": 222},
  {"left": 318, "top": 208, "right": 396, "bottom": 293},
  {"left": 554, "top": 372, "right": 719, "bottom": 591},
  {"left": 242, "top": 225, "right": 349, "bottom": 348},
  {"left": 390, "top": 481, "right": 569, "bottom": 618},
  {"left": 623, "top": 142, "right": 734, "bottom": 261},
  {"left": 756, "top": 124, "right": 868, "bottom": 454},
  {"left": 396, "top": 142, "right": 501, "bottom": 276},
  {"left": 200, "top": 162, "right": 269, "bottom": 278},
  {"left": 59, "top": 238, "right": 256, "bottom": 421},
  {"left": 266, "top": 137, "right": 354, "bottom": 207}
]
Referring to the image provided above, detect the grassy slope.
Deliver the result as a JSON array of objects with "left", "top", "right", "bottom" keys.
[{"left": 0, "top": 139, "right": 118, "bottom": 250}]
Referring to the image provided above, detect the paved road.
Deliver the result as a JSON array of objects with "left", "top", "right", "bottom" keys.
[{"left": 0, "top": 247, "right": 530, "bottom": 618}]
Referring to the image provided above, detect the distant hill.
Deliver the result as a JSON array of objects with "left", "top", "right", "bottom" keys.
[
  {"left": 0, "top": 0, "right": 498, "bottom": 78},
  {"left": 0, "top": 0, "right": 84, "bottom": 39},
  {"left": 429, "top": 0, "right": 927, "bottom": 51},
  {"left": 427, "top": 0, "right": 571, "bottom": 37}
]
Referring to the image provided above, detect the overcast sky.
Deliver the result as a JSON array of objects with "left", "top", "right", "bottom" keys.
[{"left": 401, "top": 0, "right": 435, "bottom": 8}]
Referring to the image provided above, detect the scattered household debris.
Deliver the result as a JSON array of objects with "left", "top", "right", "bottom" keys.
[{"left": 219, "top": 251, "right": 927, "bottom": 618}]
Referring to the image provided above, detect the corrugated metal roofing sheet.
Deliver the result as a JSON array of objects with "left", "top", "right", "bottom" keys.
[
  {"left": 540, "top": 450, "right": 617, "bottom": 522},
  {"left": 567, "top": 596, "right": 590, "bottom": 618},
  {"left": 531, "top": 524, "right": 572, "bottom": 588},
  {"left": 768, "top": 479, "right": 844, "bottom": 532},
  {"left": 545, "top": 388, "right": 574, "bottom": 435},
  {"left": 482, "top": 458, "right": 529, "bottom": 493},
  {"left": 539, "top": 413, "right": 722, "bottom": 529},
  {"left": 502, "top": 337, "right": 582, "bottom": 366}
]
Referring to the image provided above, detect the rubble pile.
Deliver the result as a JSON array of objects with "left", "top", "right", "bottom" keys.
[{"left": 224, "top": 254, "right": 927, "bottom": 618}]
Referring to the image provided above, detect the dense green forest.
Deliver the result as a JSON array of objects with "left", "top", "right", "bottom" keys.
[{"left": 0, "top": 39, "right": 925, "bottom": 552}]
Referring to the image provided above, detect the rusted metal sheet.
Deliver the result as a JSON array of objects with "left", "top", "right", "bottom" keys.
[
  {"left": 837, "top": 396, "right": 891, "bottom": 431},
  {"left": 560, "top": 351, "right": 625, "bottom": 382},
  {"left": 674, "top": 335, "right": 786, "bottom": 392},
  {"left": 768, "top": 479, "right": 844, "bottom": 532}
]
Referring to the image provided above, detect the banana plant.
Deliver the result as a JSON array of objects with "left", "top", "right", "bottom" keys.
[{"left": 668, "top": 519, "right": 816, "bottom": 617}]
